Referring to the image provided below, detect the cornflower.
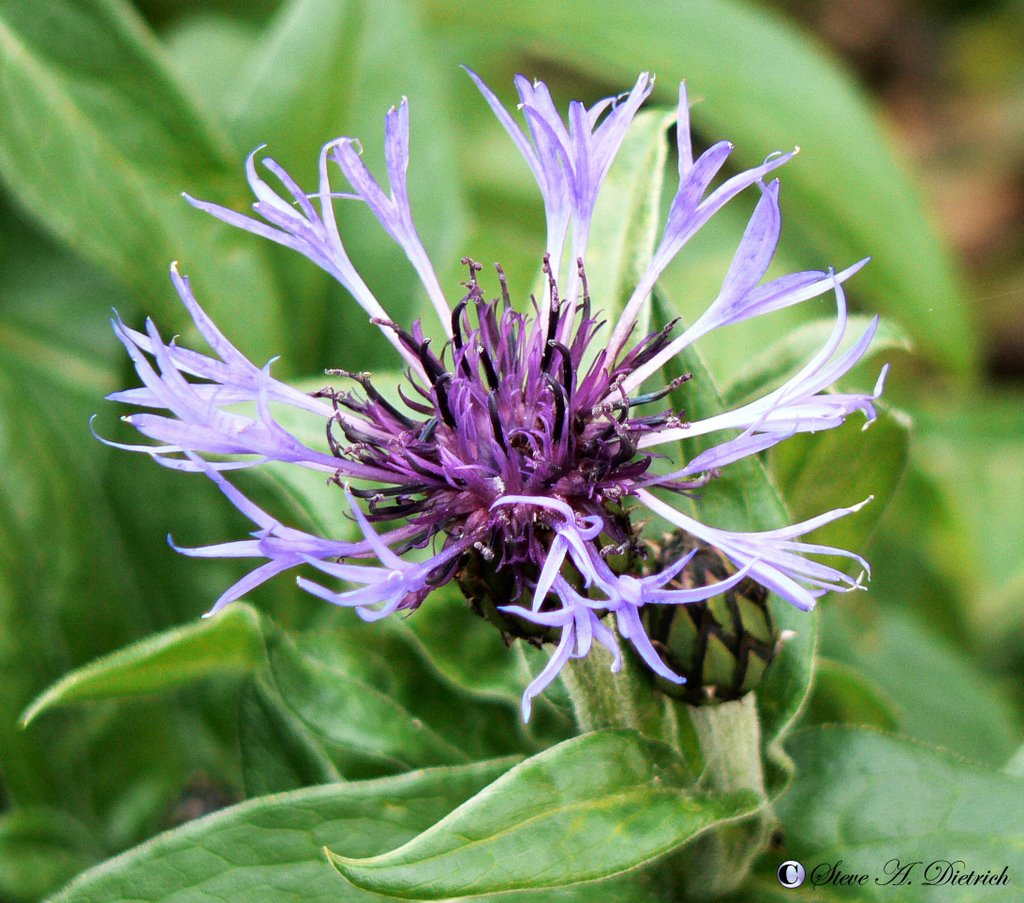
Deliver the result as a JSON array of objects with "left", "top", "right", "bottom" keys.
[{"left": 105, "top": 71, "right": 885, "bottom": 719}]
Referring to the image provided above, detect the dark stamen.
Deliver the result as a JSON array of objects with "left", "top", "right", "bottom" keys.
[
  {"left": 417, "top": 339, "right": 448, "bottom": 385},
  {"left": 616, "top": 394, "right": 630, "bottom": 423},
  {"left": 610, "top": 429, "right": 637, "bottom": 468},
  {"left": 542, "top": 253, "right": 559, "bottom": 308},
  {"left": 349, "top": 482, "right": 427, "bottom": 499},
  {"left": 577, "top": 257, "right": 591, "bottom": 323},
  {"left": 418, "top": 416, "right": 439, "bottom": 442},
  {"left": 372, "top": 318, "right": 423, "bottom": 359},
  {"left": 609, "top": 374, "right": 692, "bottom": 411},
  {"left": 401, "top": 449, "right": 449, "bottom": 480},
  {"left": 337, "top": 417, "right": 383, "bottom": 446},
  {"left": 547, "top": 341, "right": 575, "bottom": 394},
  {"left": 539, "top": 253, "right": 563, "bottom": 372},
  {"left": 368, "top": 498, "right": 427, "bottom": 518},
  {"left": 461, "top": 256, "right": 484, "bottom": 281},
  {"left": 592, "top": 394, "right": 630, "bottom": 444},
  {"left": 545, "top": 374, "right": 568, "bottom": 442},
  {"left": 451, "top": 300, "right": 468, "bottom": 350},
  {"left": 488, "top": 391, "right": 508, "bottom": 452},
  {"left": 478, "top": 345, "right": 500, "bottom": 391},
  {"left": 425, "top": 552, "right": 462, "bottom": 587},
  {"left": 391, "top": 531, "right": 431, "bottom": 556},
  {"left": 326, "top": 415, "right": 345, "bottom": 458},
  {"left": 541, "top": 301, "right": 561, "bottom": 371},
  {"left": 329, "top": 369, "right": 417, "bottom": 428},
  {"left": 594, "top": 419, "right": 619, "bottom": 443},
  {"left": 434, "top": 373, "right": 455, "bottom": 427},
  {"left": 495, "top": 263, "right": 512, "bottom": 310},
  {"left": 450, "top": 300, "right": 475, "bottom": 378},
  {"left": 624, "top": 318, "right": 681, "bottom": 370}
]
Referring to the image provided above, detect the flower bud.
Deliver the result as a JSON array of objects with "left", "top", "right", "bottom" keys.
[{"left": 642, "top": 532, "right": 778, "bottom": 705}]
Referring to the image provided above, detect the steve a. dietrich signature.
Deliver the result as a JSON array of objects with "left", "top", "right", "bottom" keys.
[{"left": 811, "top": 859, "right": 1010, "bottom": 888}]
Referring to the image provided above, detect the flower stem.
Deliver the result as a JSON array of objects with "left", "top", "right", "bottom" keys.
[
  {"left": 561, "top": 639, "right": 692, "bottom": 758},
  {"left": 677, "top": 695, "right": 772, "bottom": 899},
  {"left": 689, "top": 694, "right": 765, "bottom": 797}
]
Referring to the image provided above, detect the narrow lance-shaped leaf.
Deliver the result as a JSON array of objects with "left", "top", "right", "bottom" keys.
[
  {"left": 0, "top": 0, "right": 286, "bottom": 355},
  {"left": 20, "top": 603, "right": 267, "bottom": 726}
]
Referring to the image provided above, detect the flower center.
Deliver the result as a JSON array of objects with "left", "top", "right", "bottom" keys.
[{"left": 316, "top": 257, "right": 691, "bottom": 593}]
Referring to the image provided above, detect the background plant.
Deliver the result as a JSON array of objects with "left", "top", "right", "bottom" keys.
[{"left": 0, "top": 1, "right": 1020, "bottom": 900}]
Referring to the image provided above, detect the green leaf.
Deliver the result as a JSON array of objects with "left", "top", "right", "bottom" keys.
[
  {"left": 0, "top": 235, "right": 158, "bottom": 809},
  {"left": 0, "top": 215, "right": 127, "bottom": 397},
  {"left": 384, "top": 580, "right": 534, "bottom": 704},
  {"left": 180, "top": 0, "right": 356, "bottom": 361},
  {"left": 771, "top": 405, "right": 911, "bottom": 559},
  {"left": 340, "top": 0, "right": 468, "bottom": 283},
  {"left": 161, "top": 11, "right": 262, "bottom": 125},
  {"left": 0, "top": 0, "right": 234, "bottom": 178},
  {"left": 0, "top": 807, "right": 102, "bottom": 903},
  {"left": 801, "top": 657, "right": 899, "bottom": 732},
  {"left": 47, "top": 759, "right": 516, "bottom": 903},
  {"left": 820, "top": 605, "right": 1020, "bottom": 767},
  {"left": 223, "top": 0, "right": 470, "bottom": 372},
  {"left": 238, "top": 676, "right": 342, "bottom": 797},
  {"left": 21, "top": 604, "right": 266, "bottom": 726},
  {"left": 0, "top": 0, "right": 286, "bottom": 356},
  {"left": 722, "top": 316, "right": 912, "bottom": 408},
  {"left": 0, "top": 217, "right": 248, "bottom": 837},
  {"left": 328, "top": 730, "right": 759, "bottom": 898},
  {"left": 423, "top": 0, "right": 978, "bottom": 377},
  {"left": 290, "top": 624, "right": 533, "bottom": 765},
  {"left": 227, "top": 0, "right": 358, "bottom": 169},
  {"left": 265, "top": 638, "right": 474, "bottom": 776},
  {"left": 776, "top": 726, "right": 1024, "bottom": 901},
  {"left": 1004, "top": 744, "right": 1024, "bottom": 778},
  {"left": 913, "top": 395, "right": 1024, "bottom": 636},
  {"left": 586, "top": 107, "right": 674, "bottom": 337}
]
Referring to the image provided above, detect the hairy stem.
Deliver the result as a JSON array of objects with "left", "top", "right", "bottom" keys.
[{"left": 678, "top": 695, "right": 773, "bottom": 899}]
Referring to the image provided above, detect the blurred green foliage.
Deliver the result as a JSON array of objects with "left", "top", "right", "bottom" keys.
[{"left": 0, "top": 0, "right": 1020, "bottom": 899}]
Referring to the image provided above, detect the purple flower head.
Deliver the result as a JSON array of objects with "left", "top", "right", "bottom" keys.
[{"left": 106, "top": 71, "right": 886, "bottom": 719}]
